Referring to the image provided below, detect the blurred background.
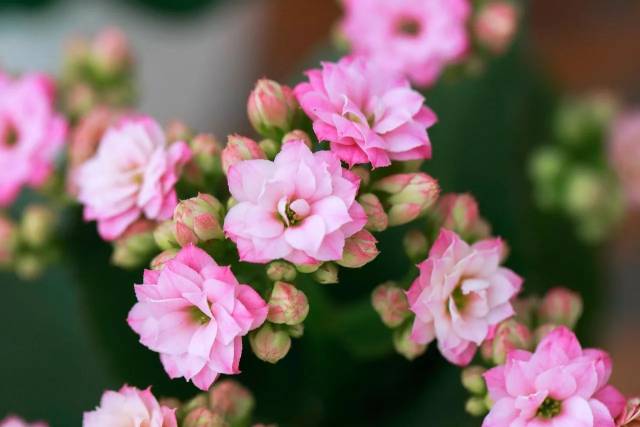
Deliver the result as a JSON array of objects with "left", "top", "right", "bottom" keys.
[{"left": 1, "top": 0, "right": 639, "bottom": 425}]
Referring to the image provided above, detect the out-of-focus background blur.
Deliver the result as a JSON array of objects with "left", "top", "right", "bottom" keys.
[{"left": 1, "top": 0, "right": 639, "bottom": 425}]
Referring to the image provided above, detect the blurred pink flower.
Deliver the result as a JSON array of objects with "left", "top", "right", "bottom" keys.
[
  {"left": 609, "top": 111, "right": 640, "bottom": 208},
  {"left": 77, "top": 116, "right": 191, "bottom": 241},
  {"left": 224, "top": 140, "right": 367, "bottom": 265},
  {"left": 483, "top": 327, "right": 626, "bottom": 427},
  {"left": 474, "top": 1, "right": 519, "bottom": 54},
  {"left": 407, "top": 229, "right": 522, "bottom": 365},
  {"left": 0, "top": 416, "right": 47, "bottom": 427},
  {"left": 83, "top": 385, "right": 176, "bottom": 427},
  {"left": 294, "top": 56, "right": 436, "bottom": 168},
  {"left": 340, "top": 0, "right": 470, "bottom": 87},
  {"left": 0, "top": 71, "right": 67, "bottom": 206},
  {"left": 127, "top": 245, "right": 267, "bottom": 390}
]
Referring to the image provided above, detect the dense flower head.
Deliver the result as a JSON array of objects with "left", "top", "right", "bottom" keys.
[
  {"left": 224, "top": 140, "right": 367, "bottom": 265},
  {"left": 407, "top": 229, "right": 522, "bottom": 365},
  {"left": 127, "top": 245, "right": 268, "bottom": 390},
  {"left": 83, "top": 385, "right": 177, "bottom": 427},
  {"left": 0, "top": 71, "right": 67, "bottom": 206},
  {"left": 609, "top": 111, "right": 640, "bottom": 208},
  {"left": 483, "top": 327, "right": 626, "bottom": 427},
  {"left": 340, "top": 0, "right": 470, "bottom": 87},
  {"left": 77, "top": 115, "right": 191, "bottom": 241},
  {"left": 294, "top": 56, "right": 436, "bottom": 168}
]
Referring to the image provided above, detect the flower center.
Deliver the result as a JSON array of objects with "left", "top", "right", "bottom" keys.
[
  {"left": 344, "top": 111, "right": 375, "bottom": 128},
  {"left": 396, "top": 16, "right": 422, "bottom": 37},
  {"left": 190, "top": 306, "right": 210, "bottom": 325},
  {"left": 536, "top": 397, "right": 562, "bottom": 419},
  {"left": 1, "top": 120, "right": 20, "bottom": 148},
  {"left": 451, "top": 286, "right": 467, "bottom": 311},
  {"left": 278, "top": 197, "right": 310, "bottom": 227}
]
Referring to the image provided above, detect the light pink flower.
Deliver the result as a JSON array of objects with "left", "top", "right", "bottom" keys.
[
  {"left": 127, "top": 245, "right": 268, "bottom": 390},
  {"left": 340, "top": 0, "right": 470, "bottom": 87},
  {"left": 609, "top": 111, "right": 640, "bottom": 208},
  {"left": 0, "top": 416, "right": 47, "bottom": 427},
  {"left": 77, "top": 116, "right": 191, "bottom": 241},
  {"left": 0, "top": 71, "right": 67, "bottom": 207},
  {"left": 294, "top": 56, "right": 436, "bottom": 168},
  {"left": 407, "top": 229, "right": 522, "bottom": 365},
  {"left": 83, "top": 385, "right": 177, "bottom": 427},
  {"left": 483, "top": 327, "right": 626, "bottom": 427},
  {"left": 223, "top": 140, "right": 367, "bottom": 264}
]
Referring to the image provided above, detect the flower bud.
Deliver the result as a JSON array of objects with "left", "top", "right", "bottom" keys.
[
  {"left": 436, "top": 193, "right": 481, "bottom": 236},
  {"left": 461, "top": 366, "right": 487, "bottom": 395},
  {"left": 266, "top": 261, "right": 297, "bottom": 282},
  {"left": 403, "top": 229, "right": 428, "bottom": 262},
  {"left": 187, "top": 134, "right": 223, "bottom": 180},
  {"left": 296, "top": 261, "right": 322, "bottom": 274},
  {"left": 373, "top": 173, "right": 440, "bottom": 226},
  {"left": 313, "top": 262, "right": 339, "bottom": 284},
  {"left": 350, "top": 167, "right": 370, "bottom": 187},
  {"left": 564, "top": 167, "right": 607, "bottom": 216},
  {"left": 91, "top": 27, "right": 131, "bottom": 75},
  {"left": 209, "top": 380, "right": 255, "bottom": 426},
  {"left": 70, "top": 107, "right": 119, "bottom": 168},
  {"left": 282, "top": 130, "right": 312, "bottom": 149},
  {"left": 267, "top": 282, "right": 309, "bottom": 325},
  {"left": 258, "top": 139, "right": 279, "bottom": 159},
  {"left": 247, "top": 79, "right": 298, "bottom": 138},
  {"left": 183, "top": 407, "right": 228, "bottom": 427},
  {"left": 222, "top": 134, "right": 266, "bottom": 174},
  {"left": 538, "top": 287, "right": 583, "bottom": 329},
  {"left": 337, "top": 230, "right": 379, "bottom": 268},
  {"left": 474, "top": 1, "right": 519, "bottom": 54},
  {"left": 249, "top": 323, "right": 291, "bottom": 364},
  {"left": 358, "top": 193, "right": 388, "bottom": 232},
  {"left": 173, "top": 193, "right": 225, "bottom": 246},
  {"left": 393, "top": 325, "right": 427, "bottom": 360},
  {"left": 512, "top": 296, "right": 539, "bottom": 328},
  {"left": 534, "top": 323, "right": 559, "bottom": 345},
  {"left": 15, "top": 253, "right": 45, "bottom": 280},
  {"left": 618, "top": 397, "right": 640, "bottom": 426},
  {"left": 159, "top": 397, "right": 181, "bottom": 410},
  {"left": 20, "top": 205, "right": 56, "bottom": 249},
  {"left": 177, "top": 394, "right": 208, "bottom": 420},
  {"left": 165, "top": 120, "right": 193, "bottom": 143},
  {"left": 154, "top": 220, "right": 178, "bottom": 250},
  {"left": 112, "top": 220, "right": 157, "bottom": 269},
  {"left": 492, "top": 319, "right": 532, "bottom": 365},
  {"left": 0, "top": 216, "right": 17, "bottom": 266},
  {"left": 287, "top": 323, "right": 304, "bottom": 339},
  {"left": 150, "top": 249, "right": 179, "bottom": 270},
  {"left": 465, "top": 396, "right": 488, "bottom": 417},
  {"left": 371, "top": 282, "right": 410, "bottom": 328}
]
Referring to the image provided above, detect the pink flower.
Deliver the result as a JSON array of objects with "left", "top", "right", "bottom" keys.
[
  {"left": 294, "top": 56, "right": 436, "bottom": 168},
  {"left": 0, "top": 71, "right": 67, "bottom": 207},
  {"left": 474, "top": 1, "right": 519, "bottom": 54},
  {"left": 127, "top": 245, "right": 268, "bottom": 390},
  {"left": 407, "top": 229, "right": 522, "bottom": 365},
  {"left": 0, "top": 416, "right": 47, "bottom": 427},
  {"left": 483, "top": 327, "right": 626, "bottom": 427},
  {"left": 83, "top": 385, "right": 176, "bottom": 427},
  {"left": 609, "top": 111, "right": 640, "bottom": 208},
  {"left": 223, "top": 140, "right": 367, "bottom": 264},
  {"left": 77, "top": 116, "right": 191, "bottom": 241},
  {"left": 340, "top": 0, "right": 470, "bottom": 87}
]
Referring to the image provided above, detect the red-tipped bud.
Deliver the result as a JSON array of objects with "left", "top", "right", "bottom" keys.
[
  {"left": 150, "top": 249, "right": 179, "bottom": 270},
  {"left": 249, "top": 323, "right": 291, "bottom": 364},
  {"left": 282, "top": 130, "right": 312, "bottom": 149},
  {"left": 209, "top": 380, "right": 255, "bottom": 426},
  {"left": 618, "top": 397, "right": 640, "bottom": 426},
  {"left": 371, "top": 282, "right": 410, "bottom": 328},
  {"left": 337, "top": 230, "right": 379, "bottom": 268},
  {"left": 474, "top": 1, "right": 519, "bottom": 54},
  {"left": 393, "top": 325, "right": 427, "bottom": 360},
  {"left": 183, "top": 407, "right": 228, "bottom": 427},
  {"left": 91, "top": 27, "right": 132, "bottom": 75},
  {"left": 313, "top": 262, "right": 339, "bottom": 284},
  {"left": 373, "top": 173, "right": 440, "bottom": 226},
  {"left": 266, "top": 261, "right": 297, "bottom": 282},
  {"left": 221, "top": 134, "right": 266, "bottom": 174},
  {"left": 165, "top": 120, "right": 193, "bottom": 143},
  {"left": 491, "top": 320, "right": 533, "bottom": 365},
  {"left": 358, "top": 193, "right": 388, "bottom": 232},
  {"left": 267, "top": 282, "right": 309, "bottom": 325},
  {"left": 173, "top": 193, "right": 225, "bottom": 246},
  {"left": 247, "top": 79, "right": 298, "bottom": 138},
  {"left": 436, "top": 193, "right": 481, "bottom": 236},
  {"left": 403, "top": 229, "right": 429, "bottom": 262},
  {"left": 538, "top": 287, "right": 583, "bottom": 329}
]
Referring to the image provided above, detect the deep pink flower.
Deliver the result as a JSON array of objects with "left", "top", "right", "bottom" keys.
[
  {"left": 127, "top": 245, "right": 268, "bottom": 390},
  {"left": 340, "top": 0, "right": 470, "bottom": 87},
  {"left": 294, "top": 56, "right": 436, "bottom": 168},
  {"left": 609, "top": 111, "right": 640, "bottom": 208},
  {"left": 407, "top": 229, "right": 522, "bottom": 365},
  {"left": 483, "top": 327, "right": 626, "bottom": 427},
  {"left": 76, "top": 116, "right": 191, "bottom": 241},
  {"left": 223, "top": 140, "right": 367, "bottom": 265},
  {"left": 83, "top": 385, "right": 176, "bottom": 427},
  {"left": 0, "top": 71, "right": 67, "bottom": 207}
]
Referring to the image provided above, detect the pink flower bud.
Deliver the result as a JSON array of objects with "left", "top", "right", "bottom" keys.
[
  {"left": 154, "top": 220, "right": 178, "bottom": 250},
  {"left": 165, "top": 120, "right": 192, "bottom": 143},
  {"left": 173, "top": 193, "right": 225, "bottom": 246},
  {"left": 266, "top": 261, "right": 297, "bottom": 282},
  {"left": 92, "top": 27, "right": 132, "bottom": 75},
  {"left": 182, "top": 407, "right": 228, "bottom": 427},
  {"left": 337, "top": 230, "right": 379, "bottom": 268},
  {"left": 267, "top": 282, "right": 309, "bottom": 325},
  {"left": 437, "top": 193, "right": 480, "bottom": 234},
  {"left": 538, "top": 287, "right": 583, "bottom": 329},
  {"left": 184, "top": 134, "right": 222, "bottom": 184},
  {"left": 0, "top": 216, "right": 17, "bottom": 266},
  {"left": 221, "top": 134, "right": 266, "bottom": 174},
  {"left": 64, "top": 37, "right": 90, "bottom": 68},
  {"left": 371, "top": 282, "right": 410, "bottom": 328},
  {"left": 474, "top": 1, "right": 519, "bottom": 54},
  {"left": 111, "top": 219, "right": 157, "bottom": 269},
  {"left": 177, "top": 394, "right": 208, "bottom": 420},
  {"left": 618, "top": 397, "right": 640, "bottom": 426},
  {"left": 312, "top": 262, "right": 339, "bottom": 284},
  {"left": 373, "top": 173, "right": 440, "bottom": 226},
  {"left": 358, "top": 193, "right": 388, "bottom": 232},
  {"left": 393, "top": 325, "right": 427, "bottom": 360},
  {"left": 282, "top": 130, "right": 312, "bottom": 149},
  {"left": 533, "top": 323, "right": 558, "bottom": 345},
  {"left": 403, "top": 229, "right": 428, "bottom": 262},
  {"left": 69, "top": 107, "right": 120, "bottom": 168},
  {"left": 150, "top": 249, "right": 179, "bottom": 270},
  {"left": 66, "top": 83, "right": 97, "bottom": 118},
  {"left": 491, "top": 319, "right": 532, "bottom": 365},
  {"left": 20, "top": 205, "right": 56, "bottom": 249},
  {"left": 461, "top": 366, "right": 487, "bottom": 395},
  {"left": 208, "top": 380, "right": 255, "bottom": 426},
  {"left": 249, "top": 323, "right": 291, "bottom": 364},
  {"left": 247, "top": 79, "right": 298, "bottom": 138}
]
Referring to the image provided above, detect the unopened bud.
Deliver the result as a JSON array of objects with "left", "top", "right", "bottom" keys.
[
  {"left": 154, "top": 220, "right": 178, "bottom": 250},
  {"left": 266, "top": 261, "right": 297, "bottom": 282},
  {"left": 282, "top": 130, "right": 312, "bottom": 149},
  {"left": 538, "top": 287, "right": 583, "bottom": 329},
  {"left": 258, "top": 139, "right": 279, "bottom": 159},
  {"left": 474, "top": 1, "right": 519, "bottom": 54},
  {"left": 512, "top": 296, "right": 539, "bottom": 328},
  {"left": 337, "top": 230, "right": 379, "bottom": 268},
  {"left": 249, "top": 323, "right": 291, "bottom": 364},
  {"left": 177, "top": 394, "right": 208, "bottom": 420},
  {"left": 267, "top": 282, "right": 309, "bottom": 325},
  {"left": 358, "top": 193, "right": 388, "bottom": 232},
  {"left": 371, "top": 282, "right": 410, "bottom": 328},
  {"left": 70, "top": 107, "right": 119, "bottom": 168},
  {"left": 91, "top": 27, "right": 131, "bottom": 75},
  {"left": 393, "top": 325, "right": 427, "bottom": 360},
  {"left": 165, "top": 120, "right": 192, "bottom": 143},
  {"left": 373, "top": 173, "right": 440, "bottom": 226},
  {"left": 0, "top": 216, "right": 17, "bottom": 266},
  {"left": 350, "top": 167, "right": 370, "bottom": 187},
  {"left": 296, "top": 261, "right": 321, "bottom": 274},
  {"left": 173, "top": 193, "right": 225, "bottom": 246},
  {"left": 534, "top": 323, "right": 559, "bottom": 345},
  {"left": 461, "top": 366, "right": 487, "bottom": 395},
  {"left": 112, "top": 220, "right": 157, "bottom": 269},
  {"left": 403, "top": 229, "right": 428, "bottom": 261},
  {"left": 313, "top": 262, "right": 339, "bottom": 284},
  {"left": 618, "top": 397, "right": 640, "bottom": 426},
  {"left": 436, "top": 193, "right": 480, "bottom": 236},
  {"left": 209, "top": 380, "right": 255, "bottom": 426},
  {"left": 188, "top": 134, "right": 223, "bottom": 179},
  {"left": 15, "top": 254, "right": 45, "bottom": 280},
  {"left": 159, "top": 397, "right": 181, "bottom": 410},
  {"left": 150, "top": 249, "right": 178, "bottom": 270},
  {"left": 465, "top": 396, "right": 488, "bottom": 417},
  {"left": 492, "top": 320, "right": 532, "bottom": 365},
  {"left": 564, "top": 168, "right": 607, "bottom": 215},
  {"left": 287, "top": 323, "right": 304, "bottom": 338},
  {"left": 183, "top": 407, "right": 228, "bottom": 427},
  {"left": 222, "top": 134, "right": 266, "bottom": 174},
  {"left": 20, "top": 205, "right": 56, "bottom": 248},
  {"left": 247, "top": 79, "right": 298, "bottom": 138}
]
